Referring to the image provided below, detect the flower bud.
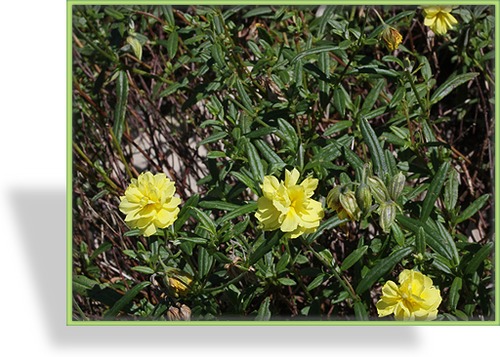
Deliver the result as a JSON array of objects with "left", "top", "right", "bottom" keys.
[
  {"left": 380, "top": 25, "right": 403, "bottom": 51},
  {"left": 356, "top": 182, "right": 373, "bottom": 213},
  {"left": 379, "top": 201, "right": 397, "bottom": 233},
  {"left": 165, "top": 268, "right": 194, "bottom": 298},
  {"left": 339, "top": 190, "right": 361, "bottom": 221},
  {"left": 388, "top": 172, "right": 405, "bottom": 200},
  {"left": 367, "top": 176, "right": 390, "bottom": 204},
  {"left": 326, "top": 185, "right": 342, "bottom": 211}
]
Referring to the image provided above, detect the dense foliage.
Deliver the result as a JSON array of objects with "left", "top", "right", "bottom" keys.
[{"left": 72, "top": 5, "right": 495, "bottom": 322}]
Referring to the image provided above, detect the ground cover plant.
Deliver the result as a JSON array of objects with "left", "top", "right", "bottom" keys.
[{"left": 71, "top": 4, "right": 496, "bottom": 322}]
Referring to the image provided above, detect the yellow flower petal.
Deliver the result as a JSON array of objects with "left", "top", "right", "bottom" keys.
[{"left": 119, "top": 172, "right": 182, "bottom": 236}]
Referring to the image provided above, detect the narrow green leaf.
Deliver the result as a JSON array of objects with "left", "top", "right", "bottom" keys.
[
  {"left": 198, "top": 131, "right": 228, "bottom": 146},
  {"left": 276, "top": 252, "right": 290, "bottom": 274},
  {"left": 397, "top": 215, "right": 454, "bottom": 262},
  {"left": 253, "top": 139, "right": 286, "bottom": 173},
  {"left": 249, "top": 231, "right": 280, "bottom": 265},
  {"left": 416, "top": 226, "right": 426, "bottom": 255},
  {"left": 131, "top": 265, "right": 155, "bottom": 274},
  {"left": 199, "top": 200, "right": 241, "bottom": 211},
  {"left": 174, "top": 194, "right": 200, "bottom": 231},
  {"left": 323, "top": 121, "right": 353, "bottom": 136},
  {"left": 113, "top": 70, "right": 129, "bottom": 143},
  {"left": 306, "top": 274, "right": 325, "bottom": 291},
  {"left": 353, "top": 301, "right": 369, "bottom": 321},
  {"left": 355, "top": 247, "right": 413, "bottom": 294},
  {"left": 103, "top": 281, "right": 151, "bottom": 318},
  {"left": 448, "top": 276, "right": 462, "bottom": 311},
  {"left": 464, "top": 242, "right": 493, "bottom": 276},
  {"left": 420, "top": 161, "right": 450, "bottom": 222},
  {"left": 277, "top": 118, "right": 299, "bottom": 152},
  {"left": 360, "top": 79, "right": 385, "bottom": 114},
  {"left": 190, "top": 207, "right": 216, "bottom": 235},
  {"left": 245, "top": 140, "right": 265, "bottom": 181},
  {"left": 243, "top": 6, "right": 273, "bottom": 18},
  {"left": 444, "top": 166, "right": 459, "bottom": 211},
  {"left": 359, "top": 116, "right": 388, "bottom": 178},
  {"left": 433, "top": 220, "right": 460, "bottom": 265},
  {"left": 333, "top": 86, "right": 346, "bottom": 117},
  {"left": 291, "top": 43, "right": 350, "bottom": 63},
  {"left": 216, "top": 202, "right": 258, "bottom": 225},
  {"left": 341, "top": 246, "right": 368, "bottom": 271},
  {"left": 391, "top": 224, "right": 405, "bottom": 246},
  {"left": 278, "top": 277, "right": 296, "bottom": 286},
  {"left": 198, "top": 246, "right": 214, "bottom": 279},
  {"left": 255, "top": 296, "right": 271, "bottom": 321},
  {"left": 166, "top": 30, "right": 179, "bottom": 59},
  {"left": 211, "top": 42, "right": 226, "bottom": 68},
  {"left": 89, "top": 241, "right": 112, "bottom": 261},
  {"left": 231, "top": 171, "right": 258, "bottom": 194},
  {"left": 305, "top": 215, "right": 348, "bottom": 244},
  {"left": 430, "top": 72, "right": 479, "bottom": 104},
  {"left": 455, "top": 194, "right": 490, "bottom": 224},
  {"left": 235, "top": 79, "right": 254, "bottom": 112}
]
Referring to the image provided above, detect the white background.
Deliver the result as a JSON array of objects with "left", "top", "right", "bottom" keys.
[{"left": 0, "top": 1, "right": 497, "bottom": 355}]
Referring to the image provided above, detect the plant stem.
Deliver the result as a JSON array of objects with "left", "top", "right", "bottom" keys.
[{"left": 301, "top": 237, "right": 360, "bottom": 302}]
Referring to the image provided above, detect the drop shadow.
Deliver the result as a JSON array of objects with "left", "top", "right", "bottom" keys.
[{"left": 11, "top": 187, "right": 419, "bottom": 350}]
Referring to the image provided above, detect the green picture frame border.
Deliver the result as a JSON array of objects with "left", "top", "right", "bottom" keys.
[{"left": 66, "top": 0, "right": 500, "bottom": 326}]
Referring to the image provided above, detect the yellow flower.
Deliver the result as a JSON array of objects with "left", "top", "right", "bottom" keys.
[
  {"left": 376, "top": 270, "right": 442, "bottom": 321},
  {"left": 119, "top": 172, "right": 181, "bottom": 237},
  {"left": 165, "top": 268, "right": 194, "bottom": 297},
  {"left": 380, "top": 25, "right": 403, "bottom": 51},
  {"left": 423, "top": 6, "right": 458, "bottom": 35},
  {"left": 255, "top": 168, "right": 324, "bottom": 239}
]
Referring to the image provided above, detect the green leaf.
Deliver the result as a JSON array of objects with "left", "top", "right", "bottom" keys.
[
  {"left": 190, "top": 207, "right": 216, "bottom": 236},
  {"left": 235, "top": 79, "right": 254, "bottom": 112},
  {"left": 430, "top": 72, "right": 479, "bottom": 104},
  {"left": 355, "top": 247, "right": 413, "bottom": 294},
  {"left": 131, "top": 265, "right": 155, "bottom": 274},
  {"left": 278, "top": 277, "right": 296, "bottom": 286},
  {"left": 255, "top": 296, "right": 271, "bottom": 321},
  {"left": 253, "top": 139, "right": 286, "bottom": 174},
  {"left": 198, "top": 246, "right": 214, "bottom": 279},
  {"left": 341, "top": 246, "right": 368, "bottom": 272},
  {"left": 360, "top": 79, "right": 385, "bottom": 115},
  {"left": 397, "top": 215, "right": 455, "bottom": 262},
  {"left": 249, "top": 231, "right": 280, "bottom": 265},
  {"left": 291, "top": 43, "right": 350, "bottom": 63},
  {"left": 103, "top": 281, "right": 151, "bottom": 318},
  {"left": 420, "top": 161, "right": 450, "bottom": 222},
  {"left": 306, "top": 274, "right": 325, "bottom": 291},
  {"left": 112, "top": 70, "right": 129, "bottom": 143},
  {"left": 433, "top": 220, "right": 459, "bottom": 265},
  {"left": 448, "top": 276, "right": 462, "bottom": 311},
  {"left": 174, "top": 194, "right": 200, "bottom": 231},
  {"left": 166, "top": 30, "right": 179, "bottom": 59},
  {"left": 323, "top": 121, "right": 353, "bottom": 136},
  {"left": 464, "top": 242, "right": 493, "bottom": 276},
  {"left": 416, "top": 226, "right": 426, "bottom": 255},
  {"left": 455, "top": 194, "right": 490, "bottom": 224},
  {"left": 276, "top": 118, "right": 299, "bottom": 152},
  {"left": 305, "top": 215, "right": 348, "bottom": 245},
  {"left": 391, "top": 223, "right": 405, "bottom": 246},
  {"left": 444, "top": 167, "right": 459, "bottom": 211},
  {"left": 211, "top": 41, "right": 226, "bottom": 68},
  {"left": 245, "top": 139, "right": 265, "bottom": 181},
  {"left": 198, "top": 131, "right": 228, "bottom": 146},
  {"left": 89, "top": 241, "right": 112, "bottom": 261},
  {"left": 199, "top": 200, "right": 241, "bottom": 211},
  {"left": 216, "top": 202, "right": 258, "bottom": 225},
  {"left": 354, "top": 301, "right": 369, "bottom": 321},
  {"left": 359, "top": 116, "right": 388, "bottom": 178}
]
